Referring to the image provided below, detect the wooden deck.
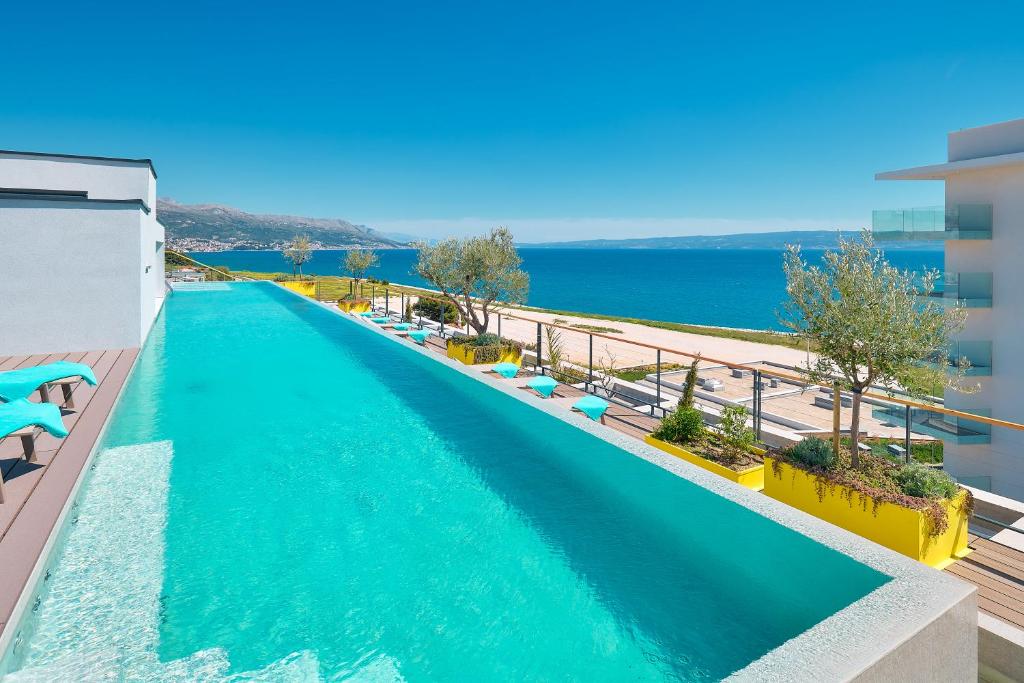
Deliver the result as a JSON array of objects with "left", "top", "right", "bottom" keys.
[
  {"left": 946, "top": 534, "right": 1024, "bottom": 630},
  {"left": 0, "top": 348, "right": 138, "bottom": 637}
]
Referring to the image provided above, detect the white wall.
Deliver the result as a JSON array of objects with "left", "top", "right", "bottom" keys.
[
  {"left": 0, "top": 154, "right": 154, "bottom": 205},
  {"left": 945, "top": 165, "right": 1024, "bottom": 498},
  {"left": 0, "top": 200, "right": 146, "bottom": 354},
  {"left": 949, "top": 118, "right": 1024, "bottom": 162}
]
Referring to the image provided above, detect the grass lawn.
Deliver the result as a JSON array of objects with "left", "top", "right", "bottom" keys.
[{"left": 840, "top": 436, "right": 943, "bottom": 465}]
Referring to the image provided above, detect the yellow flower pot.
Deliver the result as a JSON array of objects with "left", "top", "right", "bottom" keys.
[
  {"left": 446, "top": 343, "right": 523, "bottom": 366},
  {"left": 764, "top": 457, "right": 971, "bottom": 568},
  {"left": 644, "top": 435, "right": 766, "bottom": 491},
  {"left": 281, "top": 280, "right": 317, "bottom": 297},
  {"left": 338, "top": 299, "right": 371, "bottom": 313}
]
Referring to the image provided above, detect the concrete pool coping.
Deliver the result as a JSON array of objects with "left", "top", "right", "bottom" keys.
[{"left": 298, "top": 285, "right": 976, "bottom": 681}]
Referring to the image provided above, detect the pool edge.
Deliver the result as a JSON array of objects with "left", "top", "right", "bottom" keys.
[{"left": 291, "top": 284, "right": 977, "bottom": 681}]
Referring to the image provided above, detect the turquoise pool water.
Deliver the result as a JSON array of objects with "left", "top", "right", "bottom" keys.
[{"left": 4, "top": 283, "right": 888, "bottom": 681}]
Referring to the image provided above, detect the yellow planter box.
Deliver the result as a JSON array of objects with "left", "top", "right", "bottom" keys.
[
  {"left": 764, "top": 457, "right": 971, "bottom": 569},
  {"left": 446, "top": 343, "right": 522, "bottom": 366},
  {"left": 337, "top": 299, "right": 371, "bottom": 313},
  {"left": 282, "top": 280, "right": 317, "bottom": 297},
  {"left": 644, "top": 435, "right": 765, "bottom": 491}
]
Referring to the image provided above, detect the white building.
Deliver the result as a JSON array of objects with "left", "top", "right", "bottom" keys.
[
  {"left": 0, "top": 151, "right": 165, "bottom": 355},
  {"left": 876, "top": 118, "right": 1024, "bottom": 498}
]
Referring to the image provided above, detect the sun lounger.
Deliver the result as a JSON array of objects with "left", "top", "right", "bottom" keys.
[
  {"left": 0, "top": 361, "right": 97, "bottom": 408},
  {"left": 392, "top": 323, "right": 412, "bottom": 331},
  {"left": 0, "top": 399, "right": 69, "bottom": 502},
  {"left": 572, "top": 395, "right": 609, "bottom": 422},
  {"left": 408, "top": 330, "right": 432, "bottom": 345},
  {"left": 370, "top": 317, "right": 390, "bottom": 324},
  {"left": 358, "top": 312, "right": 376, "bottom": 317},
  {"left": 492, "top": 362, "right": 520, "bottom": 379},
  {"left": 526, "top": 375, "right": 558, "bottom": 398}
]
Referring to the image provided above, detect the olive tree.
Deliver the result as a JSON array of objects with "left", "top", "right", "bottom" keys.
[
  {"left": 343, "top": 249, "right": 379, "bottom": 299},
  {"left": 781, "top": 231, "right": 968, "bottom": 467},
  {"left": 282, "top": 235, "right": 313, "bottom": 278},
  {"left": 413, "top": 227, "right": 529, "bottom": 336}
]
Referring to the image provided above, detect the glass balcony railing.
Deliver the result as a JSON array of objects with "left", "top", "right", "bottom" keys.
[
  {"left": 872, "top": 405, "right": 991, "bottom": 444},
  {"left": 947, "top": 340, "right": 993, "bottom": 376},
  {"left": 872, "top": 203, "right": 992, "bottom": 240},
  {"left": 916, "top": 272, "right": 993, "bottom": 308}
]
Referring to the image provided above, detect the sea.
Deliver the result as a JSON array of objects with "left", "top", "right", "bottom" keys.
[{"left": 188, "top": 248, "right": 943, "bottom": 331}]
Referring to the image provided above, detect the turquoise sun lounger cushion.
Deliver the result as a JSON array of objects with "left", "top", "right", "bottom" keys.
[
  {"left": 573, "top": 395, "right": 609, "bottom": 421},
  {"left": 492, "top": 362, "right": 520, "bottom": 379},
  {"left": 408, "top": 330, "right": 431, "bottom": 345},
  {"left": 358, "top": 312, "right": 376, "bottom": 317},
  {"left": 0, "top": 399, "right": 68, "bottom": 439},
  {"left": 393, "top": 323, "right": 412, "bottom": 331},
  {"left": 370, "top": 317, "right": 390, "bottom": 324},
  {"left": 0, "top": 361, "right": 97, "bottom": 402},
  {"left": 526, "top": 375, "right": 558, "bottom": 397}
]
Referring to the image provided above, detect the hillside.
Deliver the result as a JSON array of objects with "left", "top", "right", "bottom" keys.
[
  {"left": 158, "top": 198, "right": 403, "bottom": 251},
  {"left": 523, "top": 230, "right": 940, "bottom": 250}
]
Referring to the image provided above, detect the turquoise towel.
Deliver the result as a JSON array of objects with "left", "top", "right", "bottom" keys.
[
  {"left": 370, "top": 317, "right": 390, "bottom": 324},
  {"left": 358, "top": 312, "right": 376, "bottom": 317},
  {"left": 0, "top": 361, "right": 97, "bottom": 402},
  {"left": 393, "top": 323, "right": 412, "bottom": 331},
  {"left": 527, "top": 375, "right": 558, "bottom": 398},
  {"left": 493, "top": 362, "right": 520, "bottom": 379},
  {"left": 573, "top": 395, "right": 609, "bottom": 421},
  {"left": 0, "top": 399, "right": 68, "bottom": 438},
  {"left": 409, "top": 330, "right": 431, "bottom": 345}
]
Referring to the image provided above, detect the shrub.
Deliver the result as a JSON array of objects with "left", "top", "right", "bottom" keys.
[
  {"left": 473, "top": 333, "right": 500, "bottom": 347},
  {"left": 719, "top": 405, "right": 754, "bottom": 458},
  {"left": 790, "top": 437, "right": 837, "bottom": 470},
  {"left": 653, "top": 406, "right": 706, "bottom": 445},
  {"left": 894, "top": 464, "right": 959, "bottom": 500},
  {"left": 404, "top": 300, "right": 413, "bottom": 322},
  {"left": 681, "top": 356, "right": 700, "bottom": 409},
  {"left": 413, "top": 299, "right": 460, "bottom": 325}
]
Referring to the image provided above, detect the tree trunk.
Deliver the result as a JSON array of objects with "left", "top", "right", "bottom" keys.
[{"left": 850, "top": 389, "right": 862, "bottom": 469}]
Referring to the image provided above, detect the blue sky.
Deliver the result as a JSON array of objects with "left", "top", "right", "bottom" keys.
[{"left": 4, "top": 1, "right": 1024, "bottom": 241}]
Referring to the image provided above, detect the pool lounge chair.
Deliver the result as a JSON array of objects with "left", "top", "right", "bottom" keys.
[
  {"left": 527, "top": 375, "right": 558, "bottom": 398},
  {"left": 492, "top": 362, "right": 520, "bottom": 379},
  {"left": 572, "top": 395, "right": 609, "bottom": 423},
  {"left": 392, "top": 323, "right": 412, "bottom": 332},
  {"left": 370, "top": 317, "right": 391, "bottom": 324},
  {"left": 0, "top": 361, "right": 97, "bottom": 408},
  {"left": 0, "top": 399, "right": 69, "bottom": 502},
  {"left": 408, "top": 330, "right": 432, "bottom": 345}
]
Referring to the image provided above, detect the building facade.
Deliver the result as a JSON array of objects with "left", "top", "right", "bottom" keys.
[
  {"left": 875, "top": 118, "right": 1024, "bottom": 498},
  {"left": 0, "top": 151, "right": 165, "bottom": 355}
]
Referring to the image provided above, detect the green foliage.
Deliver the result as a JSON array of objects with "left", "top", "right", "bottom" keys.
[
  {"left": 653, "top": 406, "right": 706, "bottom": 445},
  {"left": 404, "top": 299, "right": 413, "bottom": 322},
  {"left": 790, "top": 437, "right": 837, "bottom": 470},
  {"left": 447, "top": 335, "right": 524, "bottom": 363},
  {"left": 610, "top": 363, "right": 683, "bottom": 382},
  {"left": 282, "top": 235, "right": 313, "bottom": 277},
  {"left": 473, "top": 333, "right": 500, "bottom": 347},
  {"left": 894, "top": 464, "right": 958, "bottom": 500},
  {"left": 343, "top": 249, "right": 379, "bottom": 283},
  {"left": 413, "top": 298, "right": 460, "bottom": 325},
  {"left": 570, "top": 324, "right": 623, "bottom": 334},
  {"left": 780, "top": 231, "right": 968, "bottom": 466},
  {"left": 413, "top": 227, "right": 529, "bottom": 335},
  {"left": 718, "top": 405, "right": 755, "bottom": 458},
  {"left": 681, "top": 355, "right": 700, "bottom": 409}
]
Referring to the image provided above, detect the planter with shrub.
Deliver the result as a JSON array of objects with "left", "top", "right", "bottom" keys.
[
  {"left": 446, "top": 334, "right": 524, "bottom": 366},
  {"left": 764, "top": 437, "right": 971, "bottom": 568},
  {"left": 645, "top": 405, "right": 766, "bottom": 490},
  {"left": 337, "top": 294, "right": 371, "bottom": 313},
  {"left": 281, "top": 280, "right": 317, "bottom": 297}
]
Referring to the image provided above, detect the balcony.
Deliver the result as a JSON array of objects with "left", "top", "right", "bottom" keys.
[
  {"left": 916, "top": 272, "right": 993, "bottom": 309},
  {"left": 872, "top": 203, "right": 992, "bottom": 241},
  {"left": 872, "top": 405, "right": 991, "bottom": 444}
]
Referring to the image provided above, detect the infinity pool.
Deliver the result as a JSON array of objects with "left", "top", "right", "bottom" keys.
[{"left": 3, "top": 282, "right": 888, "bottom": 681}]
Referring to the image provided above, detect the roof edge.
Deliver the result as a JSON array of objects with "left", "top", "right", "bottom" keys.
[
  {"left": 0, "top": 149, "right": 157, "bottom": 179},
  {"left": 0, "top": 191, "right": 151, "bottom": 214},
  {"left": 876, "top": 150, "right": 1024, "bottom": 180}
]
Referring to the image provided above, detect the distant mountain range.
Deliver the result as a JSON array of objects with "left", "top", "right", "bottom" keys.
[
  {"left": 520, "top": 230, "right": 940, "bottom": 250},
  {"left": 157, "top": 199, "right": 403, "bottom": 251}
]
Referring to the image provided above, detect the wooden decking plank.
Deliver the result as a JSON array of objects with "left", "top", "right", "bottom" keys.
[
  {"left": 946, "top": 562, "right": 1024, "bottom": 604},
  {"left": 976, "top": 595, "right": 1024, "bottom": 629},
  {"left": 967, "top": 542, "right": 1024, "bottom": 577},
  {"left": 0, "top": 356, "right": 31, "bottom": 371},
  {"left": 0, "top": 348, "right": 137, "bottom": 634}
]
